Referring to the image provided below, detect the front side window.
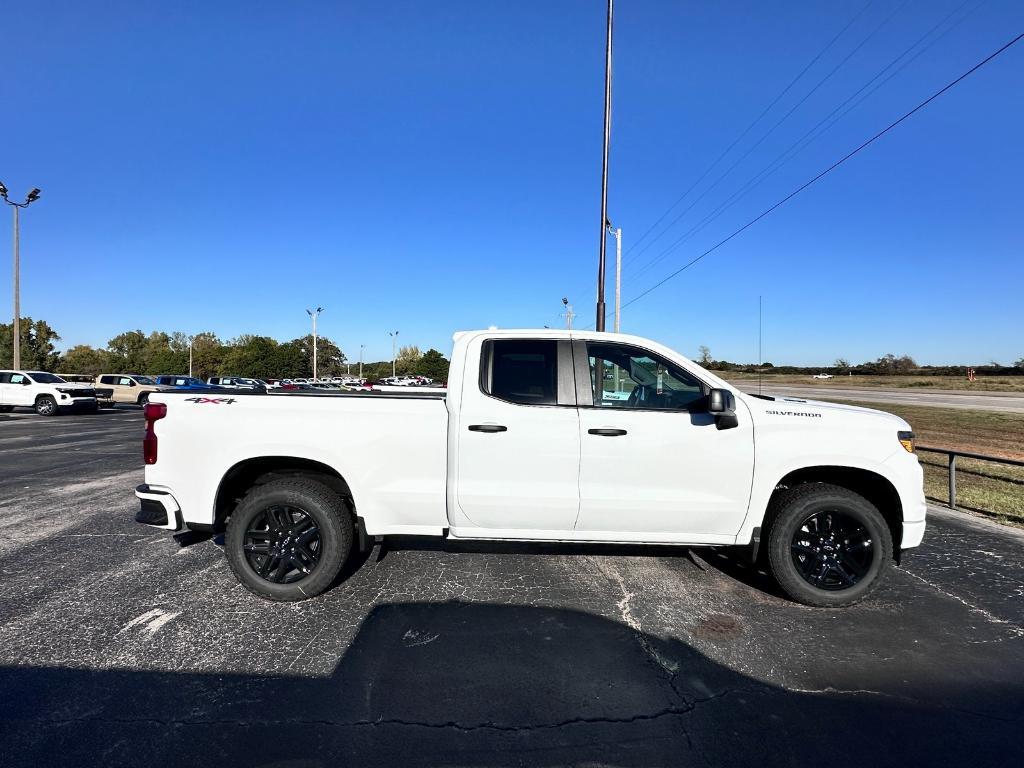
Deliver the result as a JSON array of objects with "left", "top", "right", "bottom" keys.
[
  {"left": 587, "top": 342, "right": 705, "bottom": 410},
  {"left": 118, "top": 377, "right": 133, "bottom": 386},
  {"left": 482, "top": 340, "right": 558, "bottom": 406}
]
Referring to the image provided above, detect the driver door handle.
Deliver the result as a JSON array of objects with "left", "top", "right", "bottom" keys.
[
  {"left": 588, "top": 428, "right": 627, "bottom": 437},
  {"left": 468, "top": 424, "right": 507, "bottom": 433}
]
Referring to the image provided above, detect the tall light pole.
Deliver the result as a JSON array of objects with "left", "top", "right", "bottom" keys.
[
  {"left": 1, "top": 182, "right": 42, "bottom": 370},
  {"left": 359, "top": 344, "right": 365, "bottom": 379},
  {"left": 188, "top": 336, "right": 194, "bottom": 377},
  {"left": 306, "top": 307, "right": 324, "bottom": 380},
  {"left": 561, "top": 297, "right": 575, "bottom": 329},
  {"left": 595, "top": 0, "right": 614, "bottom": 332},
  {"left": 389, "top": 331, "right": 399, "bottom": 378},
  {"left": 608, "top": 223, "right": 622, "bottom": 333}
]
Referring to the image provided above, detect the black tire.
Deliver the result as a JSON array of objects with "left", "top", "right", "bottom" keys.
[
  {"left": 137, "top": 393, "right": 150, "bottom": 407},
  {"left": 35, "top": 395, "right": 59, "bottom": 417},
  {"left": 766, "top": 483, "right": 892, "bottom": 607},
  {"left": 225, "top": 477, "right": 353, "bottom": 601}
]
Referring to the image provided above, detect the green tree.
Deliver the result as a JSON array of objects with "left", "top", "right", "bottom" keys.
[
  {"left": 222, "top": 335, "right": 282, "bottom": 379},
  {"left": 189, "top": 332, "right": 225, "bottom": 380},
  {"left": 143, "top": 331, "right": 188, "bottom": 374},
  {"left": 417, "top": 349, "right": 450, "bottom": 382},
  {"left": 396, "top": 344, "right": 422, "bottom": 375},
  {"left": 59, "top": 345, "right": 112, "bottom": 376},
  {"left": 107, "top": 330, "right": 149, "bottom": 372},
  {"left": 0, "top": 317, "right": 61, "bottom": 370},
  {"left": 288, "top": 336, "right": 346, "bottom": 377}
]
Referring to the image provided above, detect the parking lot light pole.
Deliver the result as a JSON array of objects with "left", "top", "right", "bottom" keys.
[
  {"left": 389, "top": 331, "right": 399, "bottom": 377},
  {"left": 359, "top": 344, "right": 365, "bottom": 379},
  {"left": 1, "top": 183, "right": 42, "bottom": 370},
  {"left": 188, "top": 336, "right": 194, "bottom": 377},
  {"left": 307, "top": 307, "right": 324, "bottom": 380}
]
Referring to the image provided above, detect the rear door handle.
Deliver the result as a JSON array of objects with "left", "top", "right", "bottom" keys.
[
  {"left": 588, "top": 428, "right": 627, "bottom": 437},
  {"left": 468, "top": 424, "right": 508, "bottom": 433}
]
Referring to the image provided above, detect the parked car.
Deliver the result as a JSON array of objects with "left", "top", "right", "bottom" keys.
[
  {"left": 154, "top": 375, "right": 224, "bottom": 391},
  {"left": 812, "top": 373, "right": 834, "bottom": 380},
  {"left": 206, "top": 377, "right": 267, "bottom": 392},
  {"left": 135, "top": 328, "right": 926, "bottom": 606},
  {"left": 95, "top": 374, "right": 173, "bottom": 408},
  {"left": 0, "top": 370, "right": 98, "bottom": 416}
]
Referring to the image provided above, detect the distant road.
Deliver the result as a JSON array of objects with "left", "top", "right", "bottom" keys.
[{"left": 732, "top": 382, "right": 1024, "bottom": 414}]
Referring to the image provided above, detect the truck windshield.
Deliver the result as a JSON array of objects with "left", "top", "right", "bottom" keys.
[
  {"left": 28, "top": 372, "right": 66, "bottom": 384},
  {"left": 135, "top": 376, "right": 157, "bottom": 385}
]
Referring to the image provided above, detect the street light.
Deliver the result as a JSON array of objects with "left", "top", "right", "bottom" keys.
[
  {"left": 389, "top": 331, "right": 399, "bottom": 378},
  {"left": 359, "top": 344, "right": 365, "bottom": 379},
  {"left": 306, "top": 307, "right": 324, "bottom": 380},
  {"left": 1, "top": 182, "right": 42, "bottom": 370}
]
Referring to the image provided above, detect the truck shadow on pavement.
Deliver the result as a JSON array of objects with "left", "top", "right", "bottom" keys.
[{"left": 2, "top": 601, "right": 1020, "bottom": 768}]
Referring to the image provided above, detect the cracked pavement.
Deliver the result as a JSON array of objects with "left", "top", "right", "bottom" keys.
[{"left": 1, "top": 411, "right": 1022, "bottom": 766}]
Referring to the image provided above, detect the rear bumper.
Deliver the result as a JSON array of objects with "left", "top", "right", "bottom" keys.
[{"left": 135, "top": 484, "right": 183, "bottom": 532}]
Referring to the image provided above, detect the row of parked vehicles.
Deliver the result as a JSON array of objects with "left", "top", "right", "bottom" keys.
[{"left": 0, "top": 369, "right": 438, "bottom": 416}]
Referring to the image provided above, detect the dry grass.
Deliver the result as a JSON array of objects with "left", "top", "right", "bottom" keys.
[
  {"left": 721, "top": 373, "right": 1024, "bottom": 392},
  {"left": 822, "top": 399, "right": 1024, "bottom": 527}
]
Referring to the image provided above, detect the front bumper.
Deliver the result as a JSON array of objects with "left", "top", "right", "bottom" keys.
[{"left": 135, "top": 484, "right": 183, "bottom": 532}]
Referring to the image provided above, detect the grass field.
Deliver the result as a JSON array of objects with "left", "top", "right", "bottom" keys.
[
  {"left": 823, "top": 399, "right": 1024, "bottom": 527},
  {"left": 721, "top": 373, "right": 1024, "bottom": 392}
]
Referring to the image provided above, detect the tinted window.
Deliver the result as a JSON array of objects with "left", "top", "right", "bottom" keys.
[
  {"left": 587, "top": 342, "right": 705, "bottom": 410},
  {"left": 483, "top": 340, "right": 558, "bottom": 406},
  {"left": 0, "top": 373, "right": 11, "bottom": 384},
  {"left": 100, "top": 375, "right": 115, "bottom": 385}
]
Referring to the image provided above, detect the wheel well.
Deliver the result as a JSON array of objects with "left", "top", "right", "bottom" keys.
[
  {"left": 35, "top": 393, "right": 55, "bottom": 401},
  {"left": 768, "top": 466, "right": 904, "bottom": 553},
  {"left": 213, "top": 457, "right": 353, "bottom": 531}
]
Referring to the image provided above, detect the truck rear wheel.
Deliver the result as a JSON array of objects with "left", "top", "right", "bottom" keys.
[
  {"left": 766, "top": 483, "right": 892, "bottom": 607},
  {"left": 225, "top": 477, "right": 353, "bottom": 601}
]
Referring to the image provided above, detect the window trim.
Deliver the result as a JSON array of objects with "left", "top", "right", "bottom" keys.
[
  {"left": 478, "top": 338, "right": 576, "bottom": 408},
  {"left": 573, "top": 339, "right": 711, "bottom": 414}
]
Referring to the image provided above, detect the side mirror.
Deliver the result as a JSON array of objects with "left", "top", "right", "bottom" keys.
[
  {"left": 22, "top": 379, "right": 32, "bottom": 386},
  {"left": 707, "top": 388, "right": 739, "bottom": 430},
  {"left": 129, "top": 380, "right": 137, "bottom": 387}
]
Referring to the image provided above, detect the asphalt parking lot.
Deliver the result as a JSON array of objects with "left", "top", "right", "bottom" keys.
[{"left": 1, "top": 410, "right": 1022, "bottom": 767}]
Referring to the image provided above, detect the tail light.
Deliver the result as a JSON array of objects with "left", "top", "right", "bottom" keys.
[{"left": 143, "top": 402, "right": 168, "bottom": 465}]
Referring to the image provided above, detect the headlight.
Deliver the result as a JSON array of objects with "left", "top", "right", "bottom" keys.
[{"left": 897, "top": 430, "right": 915, "bottom": 453}]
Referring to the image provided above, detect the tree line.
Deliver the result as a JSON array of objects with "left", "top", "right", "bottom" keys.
[{"left": 0, "top": 317, "right": 451, "bottom": 382}]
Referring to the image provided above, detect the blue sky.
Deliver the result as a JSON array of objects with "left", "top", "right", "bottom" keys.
[{"left": 2, "top": 1, "right": 1022, "bottom": 365}]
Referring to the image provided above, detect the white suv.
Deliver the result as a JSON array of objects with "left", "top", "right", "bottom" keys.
[{"left": 0, "top": 370, "right": 99, "bottom": 416}]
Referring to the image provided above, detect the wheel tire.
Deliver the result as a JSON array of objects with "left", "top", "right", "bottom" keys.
[
  {"left": 766, "top": 483, "right": 892, "bottom": 608},
  {"left": 137, "top": 393, "right": 150, "bottom": 407},
  {"left": 35, "top": 395, "right": 59, "bottom": 417},
  {"left": 225, "top": 477, "right": 353, "bottom": 601}
]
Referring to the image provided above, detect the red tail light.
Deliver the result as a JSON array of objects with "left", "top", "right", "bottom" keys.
[{"left": 143, "top": 402, "right": 168, "bottom": 465}]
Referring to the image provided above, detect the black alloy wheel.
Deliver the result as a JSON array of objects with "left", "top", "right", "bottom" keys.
[
  {"left": 790, "top": 509, "right": 874, "bottom": 591},
  {"left": 243, "top": 505, "right": 322, "bottom": 584}
]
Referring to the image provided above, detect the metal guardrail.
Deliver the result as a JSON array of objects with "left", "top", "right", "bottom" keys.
[{"left": 917, "top": 445, "right": 1024, "bottom": 511}]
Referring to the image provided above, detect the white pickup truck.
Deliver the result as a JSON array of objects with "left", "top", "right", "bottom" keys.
[{"left": 135, "top": 329, "right": 926, "bottom": 606}]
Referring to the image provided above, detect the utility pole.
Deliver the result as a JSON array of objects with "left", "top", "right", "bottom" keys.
[
  {"left": 359, "top": 344, "right": 365, "bottom": 379},
  {"left": 561, "top": 297, "right": 575, "bottom": 329},
  {"left": 1, "top": 182, "right": 42, "bottom": 370},
  {"left": 306, "top": 307, "right": 323, "bottom": 380},
  {"left": 389, "top": 331, "right": 399, "bottom": 377},
  {"left": 188, "top": 336, "right": 194, "bottom": 377},
  {"left": 595, "top": 0, "right": 614, "bottom": 332}
]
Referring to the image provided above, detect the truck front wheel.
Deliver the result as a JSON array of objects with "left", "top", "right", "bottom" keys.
[
  {"left": 766, "top": 483, "right": 892, "bottom": 607},
  {"left": 225, "top": 477, "right": 353, "bottom": 601},
  {"left": 35, "top": 395, "right": 59, "bottom": 417}
]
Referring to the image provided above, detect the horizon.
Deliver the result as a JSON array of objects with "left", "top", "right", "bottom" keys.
[{"left": 2, "top": 1, "right": 1022, "bottom": 366}]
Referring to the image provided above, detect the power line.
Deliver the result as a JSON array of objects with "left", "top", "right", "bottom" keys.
[
  {"left": 626, "top": 0, "right": 909, "bottom": 272},
  {"left": 630, "top": 0, "right": 984, "bottom": 282},
  {"left": 619, "top": 31, "right": 1024, "bottom": 313},
  {"left": 625, "top": 0, "right": 877, "bottom": 259}
]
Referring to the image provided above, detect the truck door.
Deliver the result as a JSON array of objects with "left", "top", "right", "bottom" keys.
[
  {"left": 3, "top": 373, "right": 34, "bottom": 406},
  {"left": 452, "top": 338, "right": 581, "bottom": 534},
  {"left": 574, "top": 341, "right": 754, "bottom": 540}
]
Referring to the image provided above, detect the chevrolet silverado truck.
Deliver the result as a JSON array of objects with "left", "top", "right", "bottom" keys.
[
  {"left": 135, "top": 329, "right": 926, "bottom": 605},
  {"left": 95, "top": 374, "right": 174, "bottom": 408},
  {"left": 0, "top": 370, "right": 99, "bottom": 415}
]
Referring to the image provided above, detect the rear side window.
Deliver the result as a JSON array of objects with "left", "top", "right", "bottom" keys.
[
  {"left": 0, "top": 373, "right": 11, "bottom": 384},
  {"left": 100, "top": 375, "right": 115, "bottom": 385},
  {"left": 482, "top": 340, "right": 558, "bottom": 406}
]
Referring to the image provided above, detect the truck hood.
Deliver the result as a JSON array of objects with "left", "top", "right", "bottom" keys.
[
  {"left": 745, "top": 394, "right": 911, "bottom": 431},
  {"left": 55, "top": 382, "right": 96, "bottom": 391}
]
